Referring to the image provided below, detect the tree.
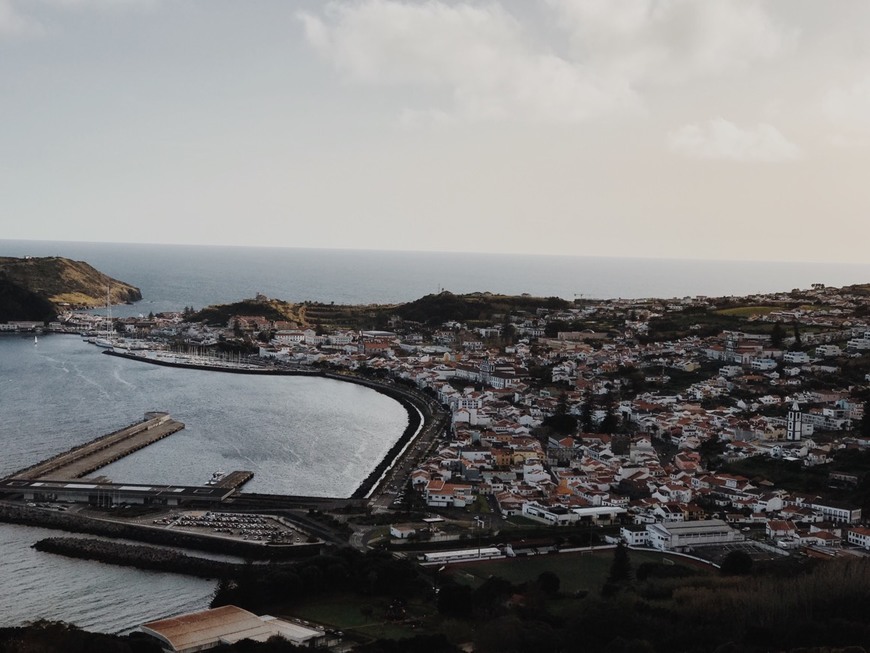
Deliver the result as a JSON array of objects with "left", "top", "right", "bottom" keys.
[
  {"left": 537, "top": 571, "right": 560, "bottom": 598},
  {"left": 861, "top": 401, "right": 870, "bottom": 439},
  {"left": 602, "top": 542, "right": 633, "bottom": 596},
  {"left": 580, "top": 393, "right": 594, "bottom": 433},
  {"left": 600, "top": 392, "right": 619, "bottom": 435},
  {"left": 770, "top": 322, "right": 785, "bottom": 348},
  {"left": 792, "top": 323, "right": 802, "bottom": 349},
  {"left": 719, "top": 550, "right": 753, "bottom": 576}
]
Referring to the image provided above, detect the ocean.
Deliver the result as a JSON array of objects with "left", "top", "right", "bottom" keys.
[
  {"left": 3, "top": 240, "right": 870, "bottom": 316},
  {"left": 0, "top": 333, "right": 407, "bottom": 633},
  {"left": 2, "top": 239, "right": 870, "bottom": 633}
]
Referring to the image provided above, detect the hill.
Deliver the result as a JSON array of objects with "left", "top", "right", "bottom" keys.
[
  {"left": 190, "top": 291, "right": 571, "bottom": 332},
  {"left": 392, "top": 291, "right": 570, "bottom": 326},
  {"left": 0, "top": 256, "right": 142, "bottom": 321},
  {"left": 191, "top": 297, "right": 305, "bottom": 327}
]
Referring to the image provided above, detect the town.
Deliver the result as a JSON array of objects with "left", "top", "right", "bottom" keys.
[{"left": 15, "top": 282, "right": 870, "bottom": 564}]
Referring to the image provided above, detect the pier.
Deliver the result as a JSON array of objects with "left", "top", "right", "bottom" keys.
[
  {"left": 11, "top": 412, "right": 185, "bottom": 482},
  {"left": 212, "top": 471, "right": 254, "bottom": 490}
]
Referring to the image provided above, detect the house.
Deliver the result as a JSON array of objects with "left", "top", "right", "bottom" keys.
[
  {"left": 621, "top": 525, "right": 650, "bottom": 547},
  {"left": 766, "top": 519, "right": 798, "bottom": 540},
  {"left": 810, "top": 500, "right": 861, "bottom": 524},
  {"left": 390, "top": 524, "right": 418, "bottom": 539},
  {"left": 424, "top": 480, "right": 474, "bottom": 508},
  {"left": 846, "top": 526, "right": 870, "bottom": 549}
]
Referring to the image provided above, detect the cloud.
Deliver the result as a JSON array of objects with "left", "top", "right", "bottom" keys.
[
  {"left": 668, "top": 118, "right": 801, "bottom": 162},
  {"left": 298, "top": 1, "right": 797, "bottom": 125},
  {"left": 823, "top": 75, "right": 870, "bottom": 145},
  {"left": 298, "top": 0, "right": 639, "bottom": 124},
  {"left": 547, "top": 0, "right": 797, "bottom": 85},
  {"left": 37, "top": 0, "right": 156, "bottom": 8},
  {"left": 0, "top": 0, "right": 43, "bottom": 38}
]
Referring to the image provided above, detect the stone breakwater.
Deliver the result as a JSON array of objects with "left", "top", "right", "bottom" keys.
[
  {"left": 0, "top": 504, "right": 320, "bottom": 560},
  {"left": 33, "top": 537, "right": 246, "bottom": 579}
]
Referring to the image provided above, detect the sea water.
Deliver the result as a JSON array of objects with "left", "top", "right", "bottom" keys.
[{"left": 0, "top": 334, "right": 407, "bottom": 632}]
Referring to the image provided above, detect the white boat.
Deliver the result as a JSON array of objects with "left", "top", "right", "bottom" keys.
[
  {"left": 34, "top": 335, "right": 38, "bottom": 345},
  {"left": 91, "top": 286, "right": 115, "bottom": 349},
  {"left": 206, "top": 471, "right": 227, "bottom": 485}
]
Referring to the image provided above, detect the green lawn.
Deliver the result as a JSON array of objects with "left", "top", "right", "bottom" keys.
[
  {"left": 445, "top": 549, "right": 708, "bottom": 595},
  {"left": 715, "top": 305, "right": 779, "bottom": 317},
  {"left": 283, "top": 593, "right": 437, "bottom": 641}
]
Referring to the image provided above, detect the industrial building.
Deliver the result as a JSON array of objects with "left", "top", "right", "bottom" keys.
[
  {"left": 646, "top": 519, "right": 744, "bottom": 551},
  {"left": 141, "top": 605, "right": 328, "bottom": 651}
]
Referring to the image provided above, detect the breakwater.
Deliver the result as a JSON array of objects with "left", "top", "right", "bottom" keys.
[
  {"left": 102, "top": 350, "right": 447, "bottom": 500},
  {"left": 0, "top": 504, "right": 320, "bottom": 560},
  {"left": 34, "top": 537, "right": 248, "bottom": 579}
]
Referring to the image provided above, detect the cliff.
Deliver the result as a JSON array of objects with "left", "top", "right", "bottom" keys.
[{"left": 0, "top": 256, "right": 141, "bottom": 321}]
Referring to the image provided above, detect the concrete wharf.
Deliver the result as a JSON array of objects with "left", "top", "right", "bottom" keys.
[
  {"left": 11, "top": 412, "right": 185, "bottom": 482},
  {"left": 213, "top": 471, "right": 254, "bottom": 490}
]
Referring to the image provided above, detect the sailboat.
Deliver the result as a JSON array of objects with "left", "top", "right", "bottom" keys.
[
  {"left": 34, "top": 335, "right": 38, "bottom": 346},
  {"left": 93, "top": 286, "right": 115, "bottom": 349}
]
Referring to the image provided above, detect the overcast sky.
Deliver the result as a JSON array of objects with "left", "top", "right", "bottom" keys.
[{"left": 2, "top": 0, "right": 870, "bottom": 262}]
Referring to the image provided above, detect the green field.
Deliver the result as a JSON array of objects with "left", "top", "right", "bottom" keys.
[
  {"left": 284, "top": 593, "right": 434, "bottom": 641},
  {"left": 715, "top": 305, "right": 779, "bottom": 317},
  {"left": 445, "top": 549, "right": 710, "bottom": 594}
]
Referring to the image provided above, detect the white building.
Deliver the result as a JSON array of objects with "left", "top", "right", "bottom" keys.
[
  {"left": 846, "top": 526, "right": 870, "bottom": 549},
  {"left": 620, "top": 525, "right": 650, "bottom": 547},
  {"left": 782, "top": 351, "right": 810, "bottom": 365},
  {"left": 646, "top": 519, "right": 744, "bottom": 552}
]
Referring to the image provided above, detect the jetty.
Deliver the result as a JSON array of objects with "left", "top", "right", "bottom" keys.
[
  {"left": 10, "top": 412, "right": 185, "bottom": 482},
  {"left": 212, "top": 470, "right": 254, "bottom": 490}
]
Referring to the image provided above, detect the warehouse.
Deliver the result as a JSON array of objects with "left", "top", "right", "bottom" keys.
[
  {"left": 647, "top": 519, "right": 744, "bottom": 552},
  {"left": 141, "top": 605, "right": 328, "bottom": 651}
]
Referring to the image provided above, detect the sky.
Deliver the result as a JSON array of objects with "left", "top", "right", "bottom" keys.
[{"left": 2, "top": 0, "right": 870, "bottom": 262}]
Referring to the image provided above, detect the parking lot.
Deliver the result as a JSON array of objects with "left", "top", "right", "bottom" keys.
[
  {"left": 692, "top": 540, "right": 787, "bottom": 565},
  {"left": 152, "top": 510, "right": 313, "bottom": 545}
]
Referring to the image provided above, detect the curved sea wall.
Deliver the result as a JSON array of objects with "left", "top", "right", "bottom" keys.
[{"left": 103, "top": 350, "right": 444, "bottom": 500}]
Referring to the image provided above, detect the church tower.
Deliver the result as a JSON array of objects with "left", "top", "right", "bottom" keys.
[{"left": 786, "top": 402, "right": 803, "bottom": 441}]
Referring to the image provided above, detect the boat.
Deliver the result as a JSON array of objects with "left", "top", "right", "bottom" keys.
[
  {"left": 206, "top": 471, "right": 227, "bottom": 485},
  {"left": 91, "top": 286, "right": 115, "bottom": 349},
  {"left": 34, "top": 335, "right": 38, "bottom": 346}
]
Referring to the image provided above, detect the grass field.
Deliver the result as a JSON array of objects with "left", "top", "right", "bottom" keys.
[
  {"left": 445, "top": 549, "right": 709, "bottom": 595},
  {"left": 715, "top": 305, "right": 780, "bottom": 317},
  {"left": 284, "top": 593, "right": 434, "bottom": 641}
]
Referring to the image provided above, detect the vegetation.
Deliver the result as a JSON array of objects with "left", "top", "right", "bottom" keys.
[
  {"left": 0, "top": 275, "right": 58, "bottom": 322},
  {"left": 14, "top": 547, "right": 870, "bottom": 652},
  {"left": 191, "top": 298, "right": 304, "bottom": 327},
  {"left": 714, "top": 305, "right": 780, "bottom": 318},
  {"left": 393, "top": 291, "right": 568, "bottom": 327},
  {"left": 0, "top": 256, "right": 141, "bottom": 320}
]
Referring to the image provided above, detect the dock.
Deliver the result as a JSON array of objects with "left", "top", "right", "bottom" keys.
[
  {"left": 213, "top": 471, "right": 254, "bottom": 491},
  {"left": 12, "top": 412, "right": 185, "bottom": 481}
]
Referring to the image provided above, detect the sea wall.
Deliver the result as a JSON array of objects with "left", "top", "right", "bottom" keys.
[
  {"left": 102, "top": 351, "right": 445, "bottom": 500},
  {"left": 0, "top": 504, "right": 321, "bottom": 560},
  {"left": 33, "top": 537, "right": 247, "bottom": 579}
]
